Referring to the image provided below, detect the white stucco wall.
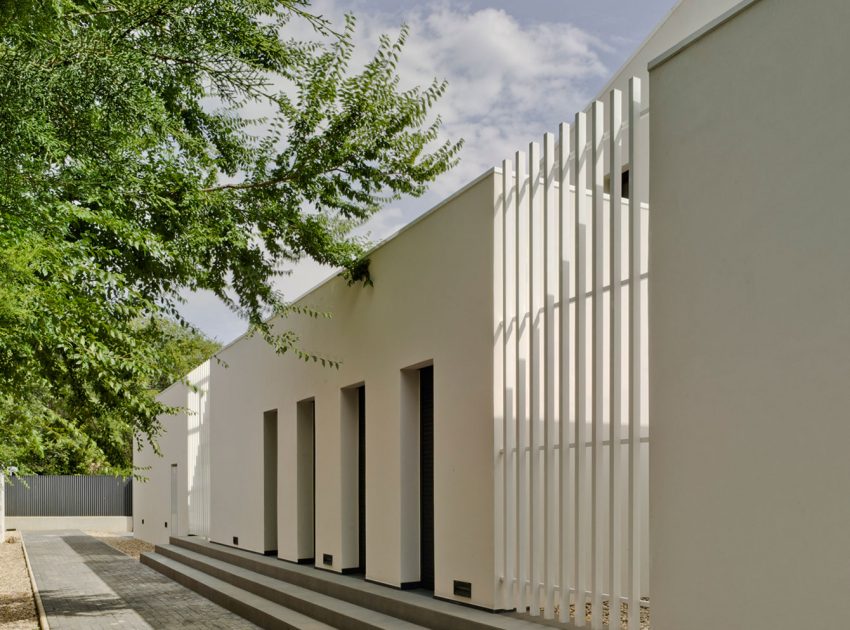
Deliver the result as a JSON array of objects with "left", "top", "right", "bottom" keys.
[
  {"left": 186, "top": 361, "right": 211, "bottom": 537},
  {"left": 7, "top": 516, "right": 132, "bottom": 532},
  {"left": 588, "top": 0, "right": 742, "bottom": 213},
  {"left": 649, "top": 1, "right": 850, "bottom": 628},
  {"left": 208, "top": 171, "right": 499, "bottom": 608},
  {"left": 133, "top": 382, "right": 189, "bottom": 546},
  {"left": 598, "top": 0, "right": 742, "bottom": 102}
]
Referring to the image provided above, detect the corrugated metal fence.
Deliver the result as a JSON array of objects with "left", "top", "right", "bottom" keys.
[{"left": 5, "top": 475, "right": 132, "bottom": 516}]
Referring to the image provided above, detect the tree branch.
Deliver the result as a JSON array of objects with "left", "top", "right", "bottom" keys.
[
  {"left": 200, "top": 176, "right": 291, "bottom": 193},
  {"left": 65, "top": 8, "right": 126, "bottom": 20}
]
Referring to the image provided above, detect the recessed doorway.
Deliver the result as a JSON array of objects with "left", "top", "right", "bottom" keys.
[
  {"left": 357, "top": 386, "right": 366, "bottom": 573},
  {"left": 170, "top": 463, "right": 178, "bottom": 537},
  {"left": 341, "top": 383, "right": 366, "bottom": 574},
  {"left": 296, "top": 399, "right": 315, "bottom": 563},
  {"left": 263, "top": 409, "right": 278, "bottom": 555},
  {"left": 419, "top": 366, "right": 434, "bottom": 591}
]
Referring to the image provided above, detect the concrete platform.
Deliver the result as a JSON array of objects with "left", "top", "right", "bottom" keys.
[{"left": 143, "top": 536, "right": 578, "bottom": 630}]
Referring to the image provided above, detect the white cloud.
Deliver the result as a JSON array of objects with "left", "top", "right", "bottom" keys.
[
  {"left": 353, "top": 206, "right": 406, "bottom": 240},
  {"left": 302, "top": 1, "right": 609, "bottom": 193},
  {"left": 182, "top": 2, "right": 612, "bottom": 342}
]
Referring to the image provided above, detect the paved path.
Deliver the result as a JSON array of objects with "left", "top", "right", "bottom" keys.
[{"left": 22, "top": 530, "right": 259, "bottom": 630}]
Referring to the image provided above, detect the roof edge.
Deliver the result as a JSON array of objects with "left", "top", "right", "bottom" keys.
[
  {"left": 209, "top": 167, "right": 499, "bottom": 359},
  {"left": 648, "top": 0, "right": 764, "bottom": 71},
  {"left": 595, "top": 0, "right": 689, "bottom": 99}
]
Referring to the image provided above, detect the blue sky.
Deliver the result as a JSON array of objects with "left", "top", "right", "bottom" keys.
[{"left": 182, "top": 0, "right": 678, "bottom": 343}]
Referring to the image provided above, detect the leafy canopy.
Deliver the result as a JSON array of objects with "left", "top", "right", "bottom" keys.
[
  {"left": 0, "top": 0, "right": 461, "bottom": 469},
  {"left": 0, "top": 318, "right": 220, "bottom": 475}
]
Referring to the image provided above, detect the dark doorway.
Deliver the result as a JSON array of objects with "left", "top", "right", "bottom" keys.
[
  {"left": 419, "top": 366, "right": 434, "bottom": 590},
  {"left": 296, "top": 399, "right": 315, "bottom": 563},
  {"left": 170, "top": 464, "right": 178, "bottom": 537},
  {"left": 357, "top": 385, "right": 366, "bottom": 573},
  {"left": 263, "top": 409, "right": 278, "bottom": 555}
]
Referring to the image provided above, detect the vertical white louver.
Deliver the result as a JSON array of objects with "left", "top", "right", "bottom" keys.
[
  {"left": 495, "top": 78, "right": 649, "bottom": 628},
  {"left": 187, "top": 360, "right": 211, "bottom": 538}
]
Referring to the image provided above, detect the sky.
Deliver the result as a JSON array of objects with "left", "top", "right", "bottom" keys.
[{"left": 181, "top": 0, "right": 679, "bottom": 344}]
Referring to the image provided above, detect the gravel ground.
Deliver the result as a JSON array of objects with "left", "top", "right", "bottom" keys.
[
  {"left": 0, "top": 532, "right": 38, "bottom": 630},
  {"left": 573, "top": 600, "right": 650, "bottom": 630},
  {"left": 543, "top": 600, "right": 650, "bottom": 629},
  {"left": 83, "top": 531, "right": 154, "bottom": 560}
]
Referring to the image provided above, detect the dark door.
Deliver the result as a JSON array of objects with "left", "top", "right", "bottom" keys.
[
  {"left": 296, "top": 399, "right": 315, "bottom": 563},
  {"left": 358, "top": 385, "right": 366, "bottom": 573},
  {"left": 312, "top": 403, "right": 316, "bottom": 562},
  {"left": 419, "top": 366, "right": 434, "bottom": 590},
  {"left": 263, "top": 410, "right": 278, "bottom": 555},
  {"left": 170, "top": 464, "right": 178, "bottom": 536}
]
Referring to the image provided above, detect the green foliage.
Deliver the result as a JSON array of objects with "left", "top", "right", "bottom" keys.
[
  {"left": 342, "top": 257, "right": 373, "bottom": 287},
  {"left": 147, "top": 318, "right": 222, "bottom": 392},
  {"left": 0, "top": 318, "right": 220, "bottom": 475},
  {"left": 0, "top": 0, "right": 460, "bottom": 471}
]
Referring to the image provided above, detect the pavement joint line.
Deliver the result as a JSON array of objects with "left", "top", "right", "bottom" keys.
[{"left": 20, "top": 533, "right": 50, "bottom": 630}]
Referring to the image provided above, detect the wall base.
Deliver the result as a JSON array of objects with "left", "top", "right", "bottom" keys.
[{"left": 6, "top": 516, "right": 132, "bottom": 532}]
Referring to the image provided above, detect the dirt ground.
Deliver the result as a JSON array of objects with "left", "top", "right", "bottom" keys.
[
  {"left": 84, "top": 530, "right": 155, "bottom": 560},
  {"left": 0, "top": 533, "right": 38, "bottom": 630}
]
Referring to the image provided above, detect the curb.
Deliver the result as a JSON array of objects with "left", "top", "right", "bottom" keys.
[{"left": 20, "top": 534, "right": 50, "bottom": 630}]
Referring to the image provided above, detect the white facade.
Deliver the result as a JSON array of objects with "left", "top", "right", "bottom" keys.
[
  {"left": 138, "top": 151, "right": 655, "bottom": 628},
  {"left": 209, "top": 171, "right": 499, "bottom": 602},
  {"left": 649, "top": 1, "right": 850, "bottom": 629},
  {"left": 137, "top": 149, "right": 652, "bottom": 617},
  {"left": 138, "top": 172, "right": 503, "bottom": 605},
  {"left": 135, "top": 362, "right": 211, "bottom": 546},
  {"left": 134, "top": 382, "right": 189, "bottom": 546},
  {"left": 186, "top": 361, "right": 211, "bottom": 538},
  {"left": 135, "top": 1, "right": 836, "bottom": 626}
]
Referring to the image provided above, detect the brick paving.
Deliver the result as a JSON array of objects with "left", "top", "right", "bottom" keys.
[{"left": 22, "top": 530, "right": 259, "bottom": 630}]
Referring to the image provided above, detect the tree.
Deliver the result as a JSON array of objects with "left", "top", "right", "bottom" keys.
[
  {"left": 0, "top": 318, "right": 220, "bottom": 475},
  {"left": 0, "top": 0, "right": 461, "bottom": 468}
]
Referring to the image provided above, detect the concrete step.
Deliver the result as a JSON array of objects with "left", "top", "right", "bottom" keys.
[
  {"left": 166, "top": 536, "right": 561, "bottom": 630},
  {"left": 140, "top": 551, "right": 333, "bottom": 630},
  {"left": 153, "top": 543, "right": 427, "bottom": 630}
]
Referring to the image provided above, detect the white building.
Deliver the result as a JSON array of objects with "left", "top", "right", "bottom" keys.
[
  {"left": 137, "top": 1, "right": 850, "bottom": 628},
  {"left": 136, "top": 129, "right": 650, "bottom": 619},
  {"left": 649, "top": 1, "right": 850, "bottom": 629}
]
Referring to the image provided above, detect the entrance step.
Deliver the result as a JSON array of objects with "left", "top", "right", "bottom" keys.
[
  {"left": 140, "top": 552, "right": 332, "bottom": 629},
  {"left": 144, "top": 536, "right": 561, "bottom": 630},
  {"left": 146, "top": 544, "right": 425, "bottom": 630}
]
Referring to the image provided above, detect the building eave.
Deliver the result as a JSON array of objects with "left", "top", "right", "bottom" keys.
[{"left": 648, "top": 0, "right": 764, "bottom": 71}]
